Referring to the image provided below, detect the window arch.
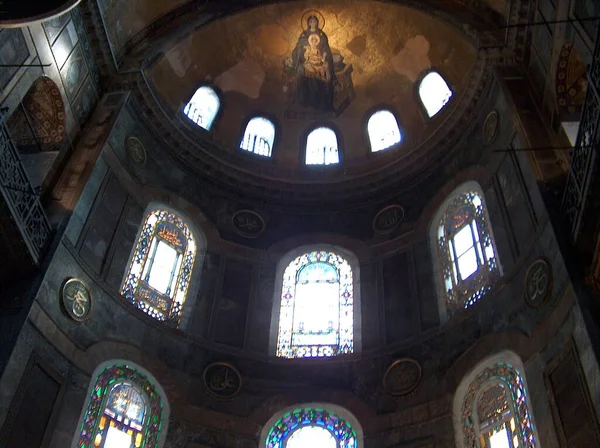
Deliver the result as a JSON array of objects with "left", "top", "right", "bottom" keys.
[
  {"left": 431, "top": 182, "right": 500, "bottom": 319},
  {"left": 260, "top": 404, "right": 363, "bottom": 448},
  {"left": 418, "top": 71, "right": 453, "bottom": 117},
  {"left": 276, "top": 250, "right": 353, "bottom": 358},
  {"left": 240, "top": 116, "right": 276, "bottom": 157},
  {"left": 453, "top": 352, "right": 538, "bottom": 448},
  {"left": 121, "top": 207, "right": 197, "bottom": 327},
  {"left": 367, "top": 110, "right": 401, "bottom": 152},
  {"left": 72, "top": 361, "right": 169, "bottom": 448},
  {"left": 183, "top": 86, "right": 220, "bottom": 130},
  {"left": 305, "top": 127, "right": 339, "bottom": 165}
]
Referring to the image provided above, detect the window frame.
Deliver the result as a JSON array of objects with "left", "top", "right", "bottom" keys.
[
  {"left": 269, "top": 245, "right": 361, "bottom": 358},
  {"left": 415, "top": 68, "right": 454, "bottom": 120},
  {"left": 70, "top": 360, "right": 170, "bottom": 448},
  {"left": 237, "top": 113, "right": 279, "bottom": 159},
  {"left": 180, "top": 84, "right": 223, "bottom": 134},
  {"left": 363, "top": 105, "right": 403, "bottom": 154},
  {"left": 301, "top": 124, "right": 343, "bottom": 167}
]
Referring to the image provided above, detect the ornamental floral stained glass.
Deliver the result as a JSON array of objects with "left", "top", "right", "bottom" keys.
[
  {"left": 461, "top": 363, "right": 537, "bottom": 448},
  {"left": 75, "top": 364, "right": 164, "bottom": 448},
  {"left": 265, "top": 408, "right": 357, "bottom": 448},
  {"left": 436, "top": 190, "right": 499, "bottom": 315},
  {"left": 121, "top": 209, "right": 196, "bottom": 327},
  {"left": 276, "top": 251, "right": 353, "bottom": 358}
]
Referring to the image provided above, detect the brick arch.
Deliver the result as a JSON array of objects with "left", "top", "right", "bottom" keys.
[{"left": 7, "top": 76, "right": 66, "bottom": 152}]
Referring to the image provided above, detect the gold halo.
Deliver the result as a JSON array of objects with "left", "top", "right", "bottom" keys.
[{"left": 301, "top": 10, "right": 326, "bottom": 31}]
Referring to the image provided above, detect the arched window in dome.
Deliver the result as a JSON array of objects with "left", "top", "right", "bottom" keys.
[
  {"left": 73, "top": 362, "right": 169, "bottom": 448},
  {"left": 276, "top": 251, "right": 353, "bottom": 358},
  {"left": 261, "top": 406, "right": 361, "bottom": 448},
  {"left": 454, "top": 353, "right": 538, "bottom": 448},
  {"left": 367, "top": 110, "right": 401, "bottom": 152},
  {"left": 418, "top": 71, "right": 453, "bottom": 117},
  {"left": 431, "top": 182, "right": 500, "bottom": 318},
  {"left": 183, "top": 86, "right": 220, "bottom": 130},
  {"left": 240, "top": 116, "right": 276, "bottom": 157},
  {"left": 121, "top": 207, "right": 197, "bottom": 327},
  {"left": 305, "top": 127, "right": 339, "bottom": 165}
]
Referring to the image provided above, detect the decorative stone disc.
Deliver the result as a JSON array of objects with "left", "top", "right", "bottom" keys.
[
  {"left": 231, "top": 209, "right": 265, "bottom": 238},
  {"left": 203, "top": 362, "right": 242, "bottom": 400},
  {"left": 126, "top": 136, "right": 147, "bottom": 165},
  {"left": 482, "top": 110, "right": 499, "bottom": 145},
  {"left": 524, "top": 257, "right": 552, "bottom": 307},
  {"left": 383, "top": 358, "right": 422, "bottom": 396},
  {"left": 373, "top": 205, "right": 405, "bottom": 235},
  {"left": 61, "top": 278, "right": 92, "bottom": 322}
]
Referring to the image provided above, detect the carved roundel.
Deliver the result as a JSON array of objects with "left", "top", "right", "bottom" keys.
[
  {"left": 126, "top": 136, "right": 147, "bottom": 165},
  {"left": 373, "top": 205, "right": 405, "bottom": 235},
  {"left": 231, "top": 209, "right": 266, "bottom": 238},
  {"left": 383, "top": 358, "right": 422, "bottom": 396},
  {"left": 203, "top": 362, "right": 242, "bottom": 400},
  {"left": 482, "top": 109, "right": 499, "bottom": 145},
  {"left": 524, "top": 257, "right": 552, "bottom": 307},
  {"left": 61, "top": 278, "right": 92, "bottom": 322}
]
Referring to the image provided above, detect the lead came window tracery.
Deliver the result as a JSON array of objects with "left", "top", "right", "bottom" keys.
[
  {"left": 436, "top": 189, "right": 499, "bottom": 314},
  {"left": 75, "top": 364, "right": 165, "bottom": 448},
  {"left": 276, "top": 251, "right": 353, "bottom": 358},
  {"left": 121, "top": 209, "right": 196, "bottom": 327},
  {"left": 461, "top": 363, "right": 537, "bottom": 448},
  {"left": 265, "top": 408, "right": 357, "bottom": 448},
  {"left": 305, "top": 127, "right": 339, "bottom": 165}
]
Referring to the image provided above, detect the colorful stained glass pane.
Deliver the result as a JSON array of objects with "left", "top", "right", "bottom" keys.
[
  {"left": 106, "top": 384, "right": 145, "bottom": 425},
  {"left": 437, "top": 190, "right": 499, "bottom": 314},
  {"left": 277, "top": 251, "right": 353, "bottom": 358},
  {"left": 265, "top": 408, "right": 357, "bottom": 448},
  {"left": 121, "top": 209, "right": 196, "bottom": 327}
]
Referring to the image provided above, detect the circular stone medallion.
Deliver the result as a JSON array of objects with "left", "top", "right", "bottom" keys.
[
  {"left": 383, "top": 358, "right": 422, "bottom": 396},
  {"left": 482, "top": 110, "right": 499, "bottom": 145},
  {"left": 524, "top": 257, "right": 552, "bottom": 307},
  {"left": 373, "top": 205, "right": 405, "bottom": 235},
  {"left": 126, "top": 136, "right": 147, "bottom": 165},
  {"left": 231, "top": 210, "right": 265, "bottom": 238},
  {"left": 61, "top": 278, "right": 92, "bottom": 322},
  {"left": 203, "top": 362, "right": 242, "bottom": 400}
]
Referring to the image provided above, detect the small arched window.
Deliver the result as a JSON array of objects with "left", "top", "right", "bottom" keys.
[
  {"left": 73, "top": 362, "right": 169, "bottom": 448},
  {"left": 261, "top": 405, "right": 362, "bottom": 447},
  {"left": 431, "top": 183, "right": 500, "bottom": 318},
  {"left": 454, "top": 354, "right": 538, "bottom": 448},
  {"left": 240, "top": 116, "right": 275, "bottom": 157},
  {"left": 277, "top": 251, "right": 353, "bottom": 358},
  {"left": 305, "top": 127, "right": 339, "bottom": 165},
  {"left": 183, "top": 86, "right": 220, "bottom": 130},
  {"left": 121, "top": 208, "right": 197, "bottom": 327},
  {"left": 367, "top": 110, "right": 401, "bottom": 152},
  {"left": 418, "top": 71, "right": 453, "bottom": 117}
]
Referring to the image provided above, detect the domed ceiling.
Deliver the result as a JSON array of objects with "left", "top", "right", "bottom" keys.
[{"left": 148, "top": 1, "right": 478, "bottom": 169}]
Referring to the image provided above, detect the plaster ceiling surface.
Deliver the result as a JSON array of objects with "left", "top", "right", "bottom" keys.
[{"left": 147, "top": 1, "right": 478, "bottom": 173}]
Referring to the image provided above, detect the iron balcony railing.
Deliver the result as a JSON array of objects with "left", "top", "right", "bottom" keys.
[
  {"left": 0, "top": 115, "right": 51, "bottom": 264},
  {"left": 561, "top": 24, "right": 600, "bottom": 242}
]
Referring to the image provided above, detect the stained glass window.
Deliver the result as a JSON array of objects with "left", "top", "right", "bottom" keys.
[
  {"left": 276, "top": 251, "right": 353, "bottom": 358},
  {"left": 419, "top": 71, "right": 453, "bottom": 117},
  {"left": 367, "top": 110, "right": 401, "bottom": 152},
  {"left": 305, "top": 127, "right": 339, "bottom": 165},
  {"left": 435, "top": 188, "right": 499, "bottom": 315},
  {"left": 241, "top": 116, "right": 275, "bottom": 157},
  {"left": 121, "top": 208, "right": 196, "bottom": 327},
  {"left": 265, "top": 408, "right": 357, "bottom": 448},
  {"left": 461, "top": 363, "right": 537, "bottom": 448},
  {"left": 183, "top": 86, "right": 220, "bottom": 130},
  {"left": 74, "top": 364, "right": 165, "bottom": 448}
]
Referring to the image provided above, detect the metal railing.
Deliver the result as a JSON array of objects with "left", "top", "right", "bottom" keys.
[
  {"left": 561, "top": 25, "right": 600, "bottom": 242},
  {"left": 0, "top": 115, "right": 51, "bottom": 264}
]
